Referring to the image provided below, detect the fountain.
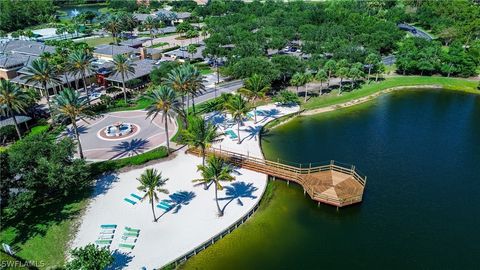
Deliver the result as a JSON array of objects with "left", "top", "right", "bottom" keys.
[
  {"left": 105, "top": 122, "right": 133, "bottom": 137},
  {"left": 70, "top": 9, "right": 80, "bottom": 18}
]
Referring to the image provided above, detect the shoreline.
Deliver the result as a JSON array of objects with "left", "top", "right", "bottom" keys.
[
  {"left": 265, "top": 78, "right": 479, "bottom": 129},
  {"left": 302, "top": 84, "right": 444, "bottom": 116}
]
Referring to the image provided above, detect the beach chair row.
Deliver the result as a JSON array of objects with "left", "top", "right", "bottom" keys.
[
  {"left": 124, "top": 193, "right": 143, "bottom": 205},
  {"left": 95, "top": 224, "right": 139, "bottom": 250}
]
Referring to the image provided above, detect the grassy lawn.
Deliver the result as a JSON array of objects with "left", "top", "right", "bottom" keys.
[
  {"left": 151, "top": 42, "right": 169, "bottom": 48},
  {"left": 0, "top": 140, "right": 169, "bottom": 269},
  {"left": 75, "top": 36, "right": 113, "bottom": 47},
  {"left": 0, "top": 193, "right": 89, "bottom": 269},
  {"left": 302, "top": 76, "right": 479, "bottom": 111}
]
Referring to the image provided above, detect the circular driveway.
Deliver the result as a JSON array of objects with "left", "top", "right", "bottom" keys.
[{"left": 66, "top": 110, "right": 177, "bottom": 161}]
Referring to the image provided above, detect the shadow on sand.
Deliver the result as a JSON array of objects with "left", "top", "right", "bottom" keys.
[
  {"left": 108, "top": 250, "right": 134, "bottom": 270},
  {"left": 219, "top": 182, "right": 258, "bottom": 213}
]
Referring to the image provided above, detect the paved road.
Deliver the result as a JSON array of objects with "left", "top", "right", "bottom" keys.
[{"left": 193, "top": 80, "right": 243, "bottom": 105}]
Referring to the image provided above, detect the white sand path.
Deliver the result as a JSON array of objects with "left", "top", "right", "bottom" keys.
[{"left": 71, "top": 103, "right": 300, "bottom": 269}]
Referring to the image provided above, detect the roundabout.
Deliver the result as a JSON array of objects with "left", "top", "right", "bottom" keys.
[{"left": 65, "top": 110, "right": 177, "bottom": 161}]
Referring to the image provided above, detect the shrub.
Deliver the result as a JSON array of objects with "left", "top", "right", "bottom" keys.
[
  {"left": 89, "top": 146, "right": 169, "bottom": 176},
  {"left": 273, "top": 90, "right": 300, "bottom": 105},
  {"left": 0, "top": 125, "right": 17, "bottom": 143}
]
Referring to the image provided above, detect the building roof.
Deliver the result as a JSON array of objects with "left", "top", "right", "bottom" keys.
[
  {"left": 0, "top": 115, "right": 31, "bottom": 128},
  {"left": 11, "top": 43, "right": 55, "bottom": 56},
  {"left": 143, "top": 47, "right": 162, "bottom": 55},
  {"left": 0, "top": 40, "right": 40, "bottom": 54},
  {"left": 176, "top": 12, "right": 192, "bottom": 20},
  {"left": 94, "top": 45, "right": 136, "bottom": 57},
  {"left": 106, "top": 59, "right": 158, "bottom": 83},
  {"left": 0, "top": 54, "right": 36, "bottom": 69},
  {"left": 12, "top": 69, "right": 94, "bottom": 90},
  {"left": 133, "top": 13, "right": 156, "bottom": 22},
  {"left": 119, "top": 38, "right": 150, "bottom": 48},
  {"left": 164, "top": 45, "right": 205, "bottom": 60}
]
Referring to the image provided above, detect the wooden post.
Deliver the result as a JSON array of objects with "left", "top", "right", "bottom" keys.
[
  {"left": 287, "top": 180, "right": 290, "bottom": 186},
  {"left": 309, "top": 163, "right": 312, "bottom": 174},
  {"left": 272, "top": 176, "right": 275, "bottom": 181},
  {"left": 303, "top": 189, "right": 306, "bottom": 196},
  {"left": 351, "top": 165, "right": 355, "bottom": 175},
  {"left": 317, "top": 201, "right": 320, "bottom": 207}
]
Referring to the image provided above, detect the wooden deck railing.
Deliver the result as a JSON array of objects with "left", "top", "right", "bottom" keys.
[{"left": 189, "top": 147, "right": 367, "bottom": 187}]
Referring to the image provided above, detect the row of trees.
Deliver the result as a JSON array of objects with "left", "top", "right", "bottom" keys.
[{"left": 396, "top": 38, "right": 480, "bottom": 77}]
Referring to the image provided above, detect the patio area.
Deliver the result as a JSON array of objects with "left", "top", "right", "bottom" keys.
[{"left": 65, "top": 110, "right": 177, "bottom": 161}]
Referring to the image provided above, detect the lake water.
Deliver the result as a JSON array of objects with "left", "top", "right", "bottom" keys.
[
  {"left": 183, "top": 89, "right": 480, "bottom": 269},
  {"left": 59, "top": 4, "right": 104, "bottom": 18}
]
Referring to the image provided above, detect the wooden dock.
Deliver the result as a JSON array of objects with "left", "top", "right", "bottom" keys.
[{"left": 188, "top": 147, "right": 366, "bottom": 208}]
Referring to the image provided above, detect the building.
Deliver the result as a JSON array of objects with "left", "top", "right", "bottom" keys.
[
  {"left": 0, "top": 40, "right": 55, "bottom": 80},
  {"left": 93, "top": 45, "right": 136, "bottom": 61},
  {"left": 119, "top": 37, "right": 151, "bottom": 49},
  {"left": 105, "top": 59, "right": 159, "bottom": 89},
  {"left": 0, "top": 54, "right": 36, "bottom": 80}
]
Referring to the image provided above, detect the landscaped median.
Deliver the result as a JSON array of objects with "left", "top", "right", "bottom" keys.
[{"left": 302, "top": 76, "right": 479, "bottom": 112}]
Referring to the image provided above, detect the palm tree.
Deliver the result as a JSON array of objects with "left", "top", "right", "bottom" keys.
[
  {"left": 225, "top": 95, "right": 250, "bottom": 144},
  {"left": 102, "top": 15, "right": 121, "bottom": 44},
  {"left": 184, "top": 64, "right": 205, "bottom": 115},
  {"left": 21, "top": 58, "right": 61, "bottom": 114},
  {"left": 144, "top": 86, "right": 183, "bottom": 155},
  {"left": 53, "top": 88, "right": 93, "bottom": 159},
  {"left": 164, "top": 66, "right": 190, "bottom": 117},
  {"left": 290, "top": 72, "right": 304, "bottom": 95},
  {"left": 137, "top": 168, "right": 169, "bottom": 222},
  {"left": 144, "top": 16, "right": 158, "bottom": 46},
  {"left": 182, "top": 115, "right": 222, "bottom": 166},
  {"left": 111, "top": 54, "right": 136, "bottom": 104},
  {"left": 0, "top": 80, "right": 28, "bottom": 139},
  {"left": 324, "top": 59, "right": 336, "bottom": 87},
  {"left": 239, "top": 74, "right": 269, "bottom": 123},
  {"left": 365, "top": 53, "right": 381, "bottom": 81},
  {"left": 68, "top": 50, "right": 94, "bottom": 104},
  {"left": 315, "top": 69, "right": 328, "bottom": 95},
  {"left": 193, "top": 156, "right": 235, "bottom": 216},
  {"left": 336, "top": 67, "right": 349, "bottom": 95},
  {"left": 303, "top": 72, "right": 313, "bottom": 103}
]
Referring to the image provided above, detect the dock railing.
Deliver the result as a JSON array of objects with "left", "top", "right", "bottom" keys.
[{"left": 189, "top": 147, "right": 367, "bottom": 187}]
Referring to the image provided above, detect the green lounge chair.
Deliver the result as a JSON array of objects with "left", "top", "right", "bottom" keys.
[
  {"left": 100, "top": 229, "right": 115, "bottom": 234},
  {"left": 95, "top": 239, "right": 112, "bottom": 245},
  {"left": 98, "top": 234, "right": 114, "bottom": 240},
  {"left": 124, "top": 198, "right": 136, "bottom": 205},
  {"left": 100, "top": 224, "right": 117, "bottom": 229},
  {"left": 131, "top": 193, "right": 142, "bottom": 200},
  {"left": 123, "top": 232, "right": 139, "bottom": 237},
  {"left": 125, "top": 227, "right": 140, "bottom": 233},
  {"left": 119, "top": 243, "right": 135, "bottom": 249}
]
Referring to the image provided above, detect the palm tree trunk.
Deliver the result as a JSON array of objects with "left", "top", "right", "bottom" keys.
[
  {"left": 151, "top": 199, "right": 157, "bottom": 222},
  {"left": 9, "top": 107, "right": 22, "bottom": 139},
  {"left": 164, "top": 112, "right": 170, "bottom": 155},
  {"left": 368, "top": 68, "right": 371, "bottom": 81},
  {"left": 237, "top": 121, "right": 241, "bottom": 144},
  {"left": 215, "top": 182, "right": 223, "bottom": 216},
  {"left": 375, "top": 72, "right": 379, "bottom": 82},
  {"left": 43, "top": 83, "right": 53, "bottom": 116},
  {"left": 73, "top": 121, "right": 84, "bottom": 159},
  {"left": 254, "top": 107, "right": 257, "bottom": 123},
  {"left": 320, "top": 81, "right": 323, "bottom": 95},
  {"left": 150, "top": 29, "right": 154, "bottom": 46},
  {"left": 121, "top": 72, "right": 127, "bottom": 103},
  {"left": 192, "top": 94, "right": 196, "bottom": 114},
  {"left": 304, "top": 84, "right": 308, "bottom": 103},
  {"left": 327, "top": 72, "right": 331, "bottom": 87},
  {"left": 186, "top": 93, "right": 190, "bottom": 116},
  {"left": 82, "top": 71, "right": 90, "bottom": 105},
  {"left": 339, "top": 78, "right": 343, "bottom": 95}
]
